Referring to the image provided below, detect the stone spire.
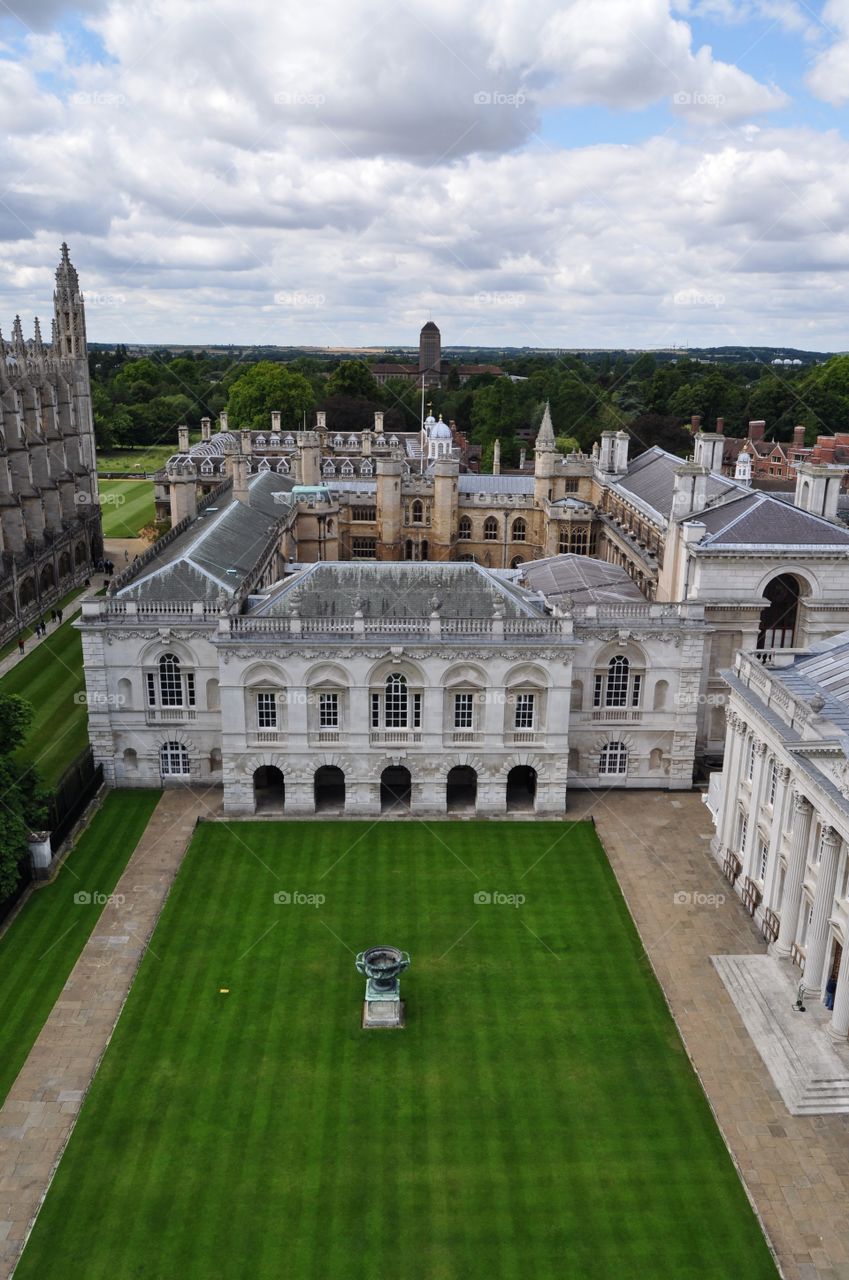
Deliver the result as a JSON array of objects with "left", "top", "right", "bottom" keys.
[
  {"left": 536, "top": 400, "right": 556, "bottom": 451},
  {"left": 33, "top": 316, "right": 45, "bottom": 357},
  {"left": 53, "top": 242, "right": 86, "bottom": 358},
  {"left": 11, "top": 315, "right": 25, "bottom": 357}
]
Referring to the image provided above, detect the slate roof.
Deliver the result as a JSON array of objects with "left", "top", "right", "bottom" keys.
[
  {"left": 458, "top": 474, "right": 535, "bottom": 495},
  {"left": 686, "top": 491, "right": 849, "bottom": 548},
  {"left": 251, "top": 562, "right": 545, "bottom": 620},
  {"left": 116, "top": 471, "right": 295, "bottom": 603},
  {"left": 613, "top": 446, "right": 738, "bottom": 520},
  {"left": 515, "top": 555, "right": 644, "bottom": 605}
]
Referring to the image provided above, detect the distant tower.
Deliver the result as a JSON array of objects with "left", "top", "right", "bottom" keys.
[
  {"left": 735, "top": 450, "right": 752, "bottom": 487},
  {"left": 419, "top": 321, "right": 441, "bottom": 388},
  {"left": 53, "top": 242, "right": 87, "bottom": 358}
]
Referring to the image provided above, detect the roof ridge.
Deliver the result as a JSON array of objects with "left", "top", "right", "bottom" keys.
[{"left": 698, "top": 492, "right": 764, "bottom": 544}]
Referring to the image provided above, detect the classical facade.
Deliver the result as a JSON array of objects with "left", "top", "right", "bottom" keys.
[
  {"left": 707, "top": 634, "right": 849, "bottom": 1051},
  {"left": 154, "top": 404, "right": 849, "bottom": 762},
  {"left": 0, "top": 245, "right": 102, "bottom": 641},
  {"left": 78, "top": 463, "right": 709, "bottom": 812}
]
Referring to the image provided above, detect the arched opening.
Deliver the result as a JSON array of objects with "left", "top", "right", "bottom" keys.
[
  {"left": 421, "top": 540, "right": 429, "bottom": 561},
  {"left": 510, "top": 555, "right": 524, "bottom": 568},
  {"left": 206, "top": 678, "right": 220, "bottom": 711},
  {"left": 649, "top": 747, "right": 664, "bottom": 772},
  {"left": 405, "top": 539, "right": 413, "bottom": 561},
  {"left": 411, "top": 499, "right": 423, "bottom": 524},
  {"left": 483, "top": 516, "right": 498, "bottom": 541},
  {"left": 652, "top": 679, "right": 669, "bottom": 711},
  {"left": 123, "top": 748, "right": 138, "bottom": 773},
  {"left": 19, "top": 578, "right": 35, "bottom": 608},
  {"left": 254, "top": 765, "right": 285, "bottom": 812},
  {"left": 39, "top": 563, "right": 55, "bottom": 592},
  {"left": 117, "top": 677, "right": 132, "bottom": 709},
  {"left": 512, "top": 518, "right": 526, "bottom": 543},
  {"left": 58, "top": 550, "right": 71, "bottom": 577},
  {"left": 446, "top": 765, "right": 477, "bottom": 813},
  {"left": 381, "top": 765, "right": 411, "bottom": 813},
  {"left": 758, "top": 574, "right": 800, "bottom": 649},
  {"left": 506, "top": 765, "right": 536, "bottom": 812},
  {"left": 458, "top": 516, "right": 471, "bottom": 540},
  {"left": 314, "top": 765, "right": 345, "bottom": 813},
  {"left": 209, "top": 747, "right": 222, "bottom": 775}
]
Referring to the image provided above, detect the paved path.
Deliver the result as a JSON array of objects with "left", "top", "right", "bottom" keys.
[
  {"left": 0, "top": 578, "right": 108, "bottom": 681},
  {"left": 0, "top": 786, "right": 220, "bottom": 1280},
  {"left": 570, "top": 790, "right": 849, "bottom": 1280}
]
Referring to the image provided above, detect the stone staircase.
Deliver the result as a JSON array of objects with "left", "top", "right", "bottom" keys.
[{"left": 712, "top": 953, "right": 849, "bottom": 1115}]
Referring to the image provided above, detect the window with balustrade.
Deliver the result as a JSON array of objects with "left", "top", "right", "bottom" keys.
[
  {"left": 256, "top": 691, "right": 278, "bottom": 728},
  {"left": 319, "top": 691, "right": 340, "bottom": 728},
  {"left": 453, "top": 691, "right": 475, "bottom": 730},
  {"left": 592, "top": 655, "right": 642, "bottom": 710},
  {"left": 371, "top": 673, "right": 422, "bottom": 731},
  {"left": 145, "top": 653, "right": 195, "bottom": 710}
]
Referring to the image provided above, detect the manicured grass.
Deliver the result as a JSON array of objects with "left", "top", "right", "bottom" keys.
[
  {"left": 16, "top": 821, "right": 777, "bottom": 1280},
  {"left": 98, "top": 478, "right": 155, "bottom": 538},
  {"left": 1, "top": 611, "right": 88, "bottom": 786},
  {"left": 0, "top": 585, "right": 86, "bottom": 662},
  {"left": 96, "top": 439, "right": 198, "bottom": 474},
  {"left": 0, "top": 790, "right": 160, "bottom": 1104}
]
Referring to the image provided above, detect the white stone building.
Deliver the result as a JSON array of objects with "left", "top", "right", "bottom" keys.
[
  {"left": 78, "top": 471, "right": 709, "bottom": 814},
  {"left": 707, "top": 634, "right": 849, "bottom": 1047}
]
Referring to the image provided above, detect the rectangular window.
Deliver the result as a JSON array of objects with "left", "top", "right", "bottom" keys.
[
  {"left": 146, "top": 673, "right": 156, "bottom": 707},
  {"left": 319, "top": 692, "right": 339, "bottom": 728},
  {"left": 351, "top": 506, "right": 377, "bottom": 522},
  {"left": 256, "top": 692, "right": 278, "bottom": 728},
  {"left": 454, "top": 692, "right": 474, "bottom": 729},
  {"left": 631, "top": 674, "right": 642, "bottom": 708},
  {"left": 593, "top": 675, "right": 603, "bottom": 708},
  {"left": 514, "top": 692, "right": 535, "bottom": 730},
  {"left": 738, "top": 813, "right": 748, "bottom": 853},
  {"left": 371, "top": 693, "right": 380, "bottom": 728},
  {"left": 186, "top": 672, "right": 196, "bottom": 707},
  {"left": 746, "top": 740, "right": 755, "bottom": 781},
  {"left": 412, "top": 693, "right": 422, "bottom": 729},
  {"left": 758, "top": 841, "right": 768, "bottom": 881},
  {"left": 564, "top": 477, "right": 579, "bottom": 493},
  {"left": 768, "top": 761, "right": 777, "bottom": 806},
  {"left": 351, "top": 538, "right": 377, "bottom": 559}
]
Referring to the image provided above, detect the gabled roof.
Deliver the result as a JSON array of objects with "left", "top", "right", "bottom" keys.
[
  {"left": 686, "top": 491, "right": 849, "bottom": 548},
  {"left": 516, "top": 555, "right": 644, "bottom": 605},
  {"left": 612, "top": 446, "right": 737, "bottom": 521}
]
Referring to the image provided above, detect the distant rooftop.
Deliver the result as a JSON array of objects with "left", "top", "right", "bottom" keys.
[{"left": 515, "top": 555, "right": 645, "bottom": 606}]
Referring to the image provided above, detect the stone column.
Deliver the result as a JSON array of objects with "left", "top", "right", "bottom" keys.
[
  {"left": 774, "top": 794, "right": 813, "bottom": 958},
  {"left": 803, "top": 825, "right": 842, "bottom": 996},
  {"left": 763, "top": 765, "right": 791, "bottom": 910},
  {"left": 828, "top": 940, "right": 849, "bottom": 1042},
  {"left": 742, "top": 739, "right": 767, "bottom": 880},
  {"left": 718, "top": 712, "right": 744, "bottom": 856}
]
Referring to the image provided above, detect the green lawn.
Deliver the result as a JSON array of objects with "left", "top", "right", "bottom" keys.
[
  {"left": 0, "top": 790, "right": 160, "bottom": 1104},
  {"left": 97, "top": 439, "right": 198, "bottom": 475},
  {"left": 1, "top": 611, "right": 88, "bottom": 787},
  {"left": 16, "top": 821, "right": 777, "bottom": 1280},
  {"left": 98, "top": 478, "right": 155, "bottom": 539},
  {"left": 0, "top": 585, "right": 86, "bottom": 662}
]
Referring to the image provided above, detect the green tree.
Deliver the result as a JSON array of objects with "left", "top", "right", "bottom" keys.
[
  {"left": 0, "top": 694, "right": 47, "bottom": 900},
  {"left": 227, "top": 362, "right": 316, "bottom": 432},
  {"left": 326, "top": 361, "right": 378, "bottom": 400}
]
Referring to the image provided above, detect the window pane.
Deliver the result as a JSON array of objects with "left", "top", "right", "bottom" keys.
[{"left": 319, "top": 692, "right": 339, "bottom": 727}]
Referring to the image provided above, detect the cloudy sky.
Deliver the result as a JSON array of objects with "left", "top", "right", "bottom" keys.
[{"left": 1, "top": 0, "right": 848, "bottom": 349}]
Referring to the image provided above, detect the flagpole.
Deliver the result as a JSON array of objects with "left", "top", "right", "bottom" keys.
[{"left": 420, "top": 376, "right": 425, "bottom": 475}]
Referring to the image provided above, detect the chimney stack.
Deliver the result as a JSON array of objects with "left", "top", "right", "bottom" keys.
[
  {"left": 690, "top": 414, "right": 702, "bottom": 434},
  {"left": 271, "top": 411, "right": 281, "bottom": 432},
  {"left": 492, "top": 439, "right": 501, "bottom": 476},
  {"left": 793, "top": 424, "right": 806, "bottom": 448},
  {"left": 715, "top": 417, "right": 724, "bottom": 435},
  {"left": 177, "top": 424, "right": 190, "bottom": 453},
  {"left": 219, "top": 410, "right": 228, "bottom": 432},
  {"left": 748, "top": 420, "right": 766, "bottom": 442},
  {"left": 200, "top": 417, "right": 212, "bottom": 442},
  {"left": 374, "top": 410, "right": 385, "bottom": 433},
  {"left": 232, "top": 454, "right": 249, "bottom": 504}
]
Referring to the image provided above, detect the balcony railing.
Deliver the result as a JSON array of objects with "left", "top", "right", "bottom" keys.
[
  {"left": 369, "top": 730, "right": 422, "bottom": 746},
  {"left": 145, "top": 708, "right": 197, "bottom": 723}
]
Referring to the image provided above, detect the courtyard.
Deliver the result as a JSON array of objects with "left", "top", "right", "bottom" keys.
[{"left": 13, "top": 817, "right": 776, "bottom": 1279}]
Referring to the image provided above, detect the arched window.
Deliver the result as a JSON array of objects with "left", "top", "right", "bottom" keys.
[
  {"left": 458, "top": 516, "right": 472, "bottom": 540},
  {"left": 592, "top": 654, "right": 642, "bottom": 710},
  {"left": 599, "top": 742, "right": 628, "bottom": 775},
  {"left": 371, "top": 672, "right": 421, "bottom": 732},
  {"left": 411, "top": 500, "right": 423, "bottom": 524},
  {"left": 559, "top": 527, "right": 569, "bottom": 554},
  {"left": 159, "top": 654, "right": 183, "bottom": 706},
  {"left": 483, "top": 516, "right": 498, "bottom": 541},
  {"left": 570, "top": 527, "right": 588, "bottom": 554},
  {"left": 160, "top": 741, "right": 189, "bottom": 776},
  {"left": 512, "top": 518, "right": 526, "bottom": 543}
]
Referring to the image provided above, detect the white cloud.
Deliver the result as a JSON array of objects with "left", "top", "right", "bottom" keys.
[
  {"left": 806, "top": 0, "right": 849, "bottom": 105},
  {"left": 0, "top": 0, "right": 845, "bottom": 348}
]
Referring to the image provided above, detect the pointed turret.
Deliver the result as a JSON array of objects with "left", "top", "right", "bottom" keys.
[
  {"left": 11, "top": 316, "right": 25, "bottom": 357},
  {"left": 33, "top": 317, "right": 45, "bottom": 357},
  {"left": 536, "top": 400, "right": 556, "bottom": 452},
  {"left": 53, "top": 242, "right": 86, "bottom": 358}
]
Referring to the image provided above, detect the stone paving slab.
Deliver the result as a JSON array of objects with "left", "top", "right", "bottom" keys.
[
  {"left": 569, "top": 790, "right": 849, "bottom": 1280},
  {"left": 0, "top": 785, "right": 219, "bottom": 1280}
]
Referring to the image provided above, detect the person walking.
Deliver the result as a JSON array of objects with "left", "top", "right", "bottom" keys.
[
  {"left": 17, "top": 635, "right": 24, "bottom": 656},
  {"left": 56, "top": 607, "right": 63, "bottom": 624},
  {"left": 50, "top": 609, "right": 56, "bottom": 623}
]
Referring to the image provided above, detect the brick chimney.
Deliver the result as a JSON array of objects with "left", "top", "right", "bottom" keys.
[
  {"left": 715, "top": 417, "right": 724, "bottom": 434},
  {"left": 793, "top": 424, "right": 806, "bottom": 448},
  {"left": 748, "top": 420, "right": 766, "bottom": 442},
  {"left": 690, "top": 414, "right": 702, "bottom": 434}
]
